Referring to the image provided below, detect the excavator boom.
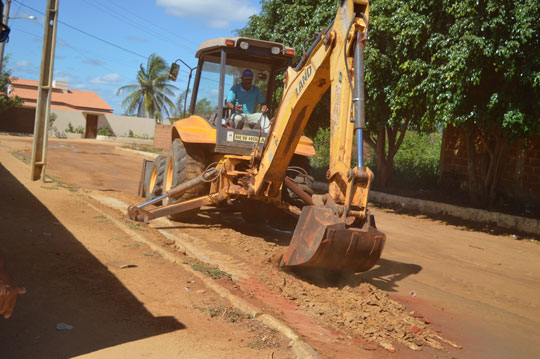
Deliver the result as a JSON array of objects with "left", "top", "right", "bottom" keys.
[{"left": 253, "top": 0, "right": 386, "bottom": 272}]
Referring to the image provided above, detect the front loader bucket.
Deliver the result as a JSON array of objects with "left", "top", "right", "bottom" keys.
[{"left": 280, "top": 206, "right": 386, "bottom": 273}]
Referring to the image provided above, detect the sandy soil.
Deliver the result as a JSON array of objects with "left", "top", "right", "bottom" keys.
[
  {"left": 1, "top": 134, "right": 539, "bottom": 359},
  {"left": 0, "top": 136, "right": 293, "bottom": 359}
]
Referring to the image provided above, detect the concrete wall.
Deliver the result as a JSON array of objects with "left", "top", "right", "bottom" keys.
[
  {"left": 0, "top": 107, "right": 35, "bottom": 133},
  {"left": 50, "top": 108, "right": 156, "bottom": 139},
  {"left": 153, "top": 124, "right": 173, "bottom": 149},
  {"left": 1, "top": 107, "right": 157, "bottom": 139},
  {"left": 440, "top": 126, "right": 540, "bottom": 204}
]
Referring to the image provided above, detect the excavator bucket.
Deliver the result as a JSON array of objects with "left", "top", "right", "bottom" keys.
[{"left": 280, "top": 206, "right": 386, "bottom": 273}]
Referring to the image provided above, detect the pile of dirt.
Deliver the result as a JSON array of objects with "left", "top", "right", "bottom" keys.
[{"left": 261, "top": 254, "right": 460, "bottom": 353}]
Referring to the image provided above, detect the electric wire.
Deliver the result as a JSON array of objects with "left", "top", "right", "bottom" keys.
[
  {"left": 12, "top": 0, "right": 148, "bottom": 59},
  {"left": 103, "top": 0, "right": 198, "bottom": 48},
  {"left": 80, "top": 0, "right": 198, "bottom": 51}
]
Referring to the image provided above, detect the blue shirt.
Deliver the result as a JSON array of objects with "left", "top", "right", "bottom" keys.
[{"left": 226, "top": 83, "right": 265, "bottom": 114}]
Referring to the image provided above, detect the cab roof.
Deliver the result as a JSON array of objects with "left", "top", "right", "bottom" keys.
[{"left": 195, "top": 37, "right": 295, "bottom": 60}]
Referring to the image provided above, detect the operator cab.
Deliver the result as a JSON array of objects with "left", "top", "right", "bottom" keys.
[{"left": 172, "top": 37, "right": 295, "bottom": 155}]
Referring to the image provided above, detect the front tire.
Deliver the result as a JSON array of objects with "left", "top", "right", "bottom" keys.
[
  {"left": 164, "top": 139, "right": 208, "bottom": 221},
  {"left": 145, "top": 154, "right": 167, "bottom": 203}
]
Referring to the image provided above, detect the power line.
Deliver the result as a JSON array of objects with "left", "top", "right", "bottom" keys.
[
  {"left": 13, "top": 0, "right": 25, "bottom": 18},
  {"left": 97, "top": 0, "right": 199, "bottom": 48},
  {"left": 11, "top": 26, "right": 118, "bottom": 79},
  {"left": 12, "top": 0, "right": 148, "bottom": 59},
  {"left": 10, "top": 1, "right": 216, "bottom": 86},
  {"left": 80, "top": 0, "right": 198, "bottom": 52}
]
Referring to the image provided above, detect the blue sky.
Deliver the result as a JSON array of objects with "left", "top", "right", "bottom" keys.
[{"left": 5, "top": 0, "right": 261, "bottom": 114}]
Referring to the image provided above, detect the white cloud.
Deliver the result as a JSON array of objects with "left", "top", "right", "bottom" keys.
[
  {"left": 156, "top": 0, "right": 257, "bottom": 28},
  {"left": 53, "top": 70, "right": 74, "bottom": 83},
  {"left": 13, "top": 60, "right": 33, "bottom": 69},
  {"left": 89, "top": 73, "right": 123, "bottom": 85}
]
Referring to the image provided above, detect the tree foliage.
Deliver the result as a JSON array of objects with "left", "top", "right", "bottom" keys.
[
  {"left": 363, "top": 0, "right": 443, "bottom": 188},
  {"left": 238, "top": 0, "right": 540, "bottom": 199},
  {"left": 239, "top": 0, "right": 437, "bottom": 187},
  {"left": 423, "top": 0, "right": 540, "bottom": 202},
  {"left": 236, "top": 0, "right": 336, "bottom": 137},
  {"left": 175, "top": 89, "right": 190, "bottom": 119},
  {"left": 117, "top": 53, "right": 178, "bottom": 124},
  {"left": 237, "top": 0, "right": 337, "bottom": 59},
  {"left": 0, "top": 57, "right": 23, "bottom": 113}
]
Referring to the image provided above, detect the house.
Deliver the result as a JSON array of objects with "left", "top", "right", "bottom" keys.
[{"left": 1, "top": 78, "right": 155, "bottom": 139}]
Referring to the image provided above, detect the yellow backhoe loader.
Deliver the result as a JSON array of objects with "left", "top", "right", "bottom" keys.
[{"left": 128, "top": 0, "right": 386, "bottom": 273}]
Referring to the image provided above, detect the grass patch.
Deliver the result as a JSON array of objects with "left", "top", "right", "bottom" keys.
[
  {"left": 144, "top": 251, "right": 160, "bottom": 257},
  {"left": 93, "top": 215, "right": 110, "bottom": 223},
  {"left": 45, "top": 175, "right": 78, "bottom": 192},
  {"left": 122, "top": 242, "right": 141, "bottom": 248},
  {"left": 192, "top": 263, "right": 231, "bottom": 280},
  {"left": 125, "top": 221, "right": 147, "bottom": 231},
  {"left": 10, "top": 151, "right": 30, "bottom": 165},
  {"left": 10, "top": 152, "right": 80, "bottom": 192},
  {"left": 122, "top": 144, "right": 163, "bottom": 154},
  {"left": 247, "top": 336, "right": 280, "bottom": 349},
  {"left": 203, "top": 306, "right": 246, "bottom": 323}
]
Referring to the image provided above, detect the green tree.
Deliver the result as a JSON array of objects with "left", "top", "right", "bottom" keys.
[
  {"left": 236, "top": 0, "right": 336, "bottom": 137},
  {"left": 238, "top": 0, "right": 439, "bottom": 188},
  {"left": 423, "top": 0, "right": 540, "bottom": 203},
  {"left": 117, "top": 53, "right": 178, "bottom": 124},
  {"left": 194, "top": 98, "right": 215, "bottom": 117},
  {"left": 363, "top": 0, "right": 444, "bottom": 188},
  {"left": 175, "top": 89, "right": 191, "bottom": 119},
  {"left": 0, "top": 57, "right": 23, "bottom": 113}
]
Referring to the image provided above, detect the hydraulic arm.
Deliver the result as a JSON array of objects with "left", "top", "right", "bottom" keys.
[{"left": 254, "top": 0, "right": 386, "bottom": 272}]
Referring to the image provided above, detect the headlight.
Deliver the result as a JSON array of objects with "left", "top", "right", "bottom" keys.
[
  {"left": 271, "top": 46, "right": 280, "bottom": 55},
  {"left": 240, "top": 41, "right": 249, "bottom": 50}
]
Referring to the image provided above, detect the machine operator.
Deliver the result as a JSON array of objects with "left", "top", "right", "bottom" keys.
[{"left": 225, "top": 69, "right": 270, "bottom": 133}]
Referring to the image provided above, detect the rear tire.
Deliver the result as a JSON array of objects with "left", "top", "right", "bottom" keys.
[
  {"left": 145, "top": 154, "right": 167, "bottom": 203},
  {"left": 164, "top": 139, "right": 208, "bottom": 221}
]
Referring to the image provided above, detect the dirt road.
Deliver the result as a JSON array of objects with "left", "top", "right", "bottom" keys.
[{"left": 1, "top": 134, "right": 539, "bottom": 358}]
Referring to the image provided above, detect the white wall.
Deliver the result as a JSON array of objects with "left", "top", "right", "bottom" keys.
[{"left": 49, "top": 108, "right": 156, "bottom": 138}]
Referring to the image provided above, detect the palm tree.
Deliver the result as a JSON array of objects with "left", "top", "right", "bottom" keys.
[{"left": 117, "top": 53, "right": 177, "bottom": 123}]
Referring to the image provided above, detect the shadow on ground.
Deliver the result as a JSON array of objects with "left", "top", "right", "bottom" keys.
[{"left": 0, "top": 164, "right": 184, "bottom": 359}]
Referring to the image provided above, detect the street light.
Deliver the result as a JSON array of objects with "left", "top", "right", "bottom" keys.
[{"left": 10, "top": 15, "right": 36, "bottom": 20}]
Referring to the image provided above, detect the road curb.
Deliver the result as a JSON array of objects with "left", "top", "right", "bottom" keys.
[
  {"left": 369, "top": 191, "right": 540, "bottom": 237},
  {"left": 87, "top": 194, "right": 320, "bottom": 359},
  {"left": 314, "top": 181, "right": 539, "bottom": 237},
  {"left": 115, "top": 146, "right": 159, "bottom": 159}
]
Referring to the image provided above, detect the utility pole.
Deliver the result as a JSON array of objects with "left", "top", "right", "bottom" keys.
[
  {"left": 0, "top": 0, "right": 11, "bottom": 74},
  {"left": 30, "top": 0, "right": 59, "bottom": 181}
]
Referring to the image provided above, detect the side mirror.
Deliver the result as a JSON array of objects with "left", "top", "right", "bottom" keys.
[{"left": 169, "top": 63, "right": 180, "bottom": 82}]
